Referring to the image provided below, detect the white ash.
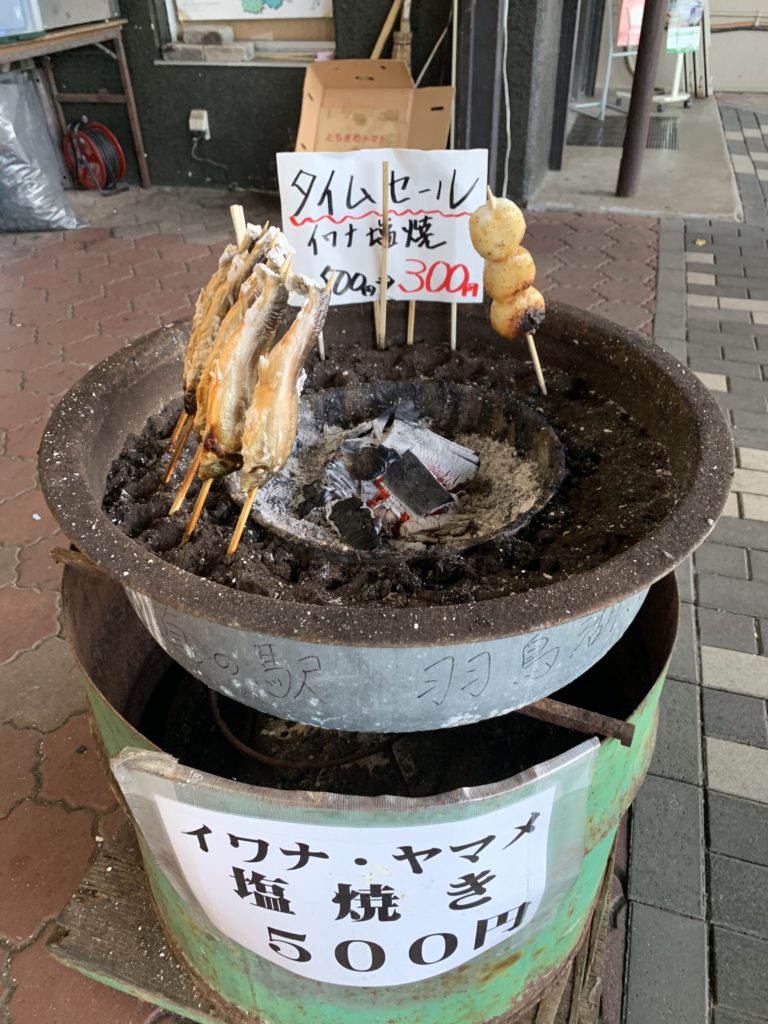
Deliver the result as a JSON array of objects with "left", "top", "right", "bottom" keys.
[{"left": 226, "top": 408, "right": 546, "bottom": 555}]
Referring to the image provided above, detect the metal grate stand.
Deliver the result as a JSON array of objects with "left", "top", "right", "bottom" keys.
[{"left": 571, "top": 1, "right": 638, "bottom": 121}]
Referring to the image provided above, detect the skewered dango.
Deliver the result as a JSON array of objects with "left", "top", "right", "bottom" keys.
[
  {"left": 489, "top": 285, "right": 546, "bottom": 340},
  {"left": 483, "top": 247, "right": 536, "bottom": 302},
  {"left": 469, "top": 193, "right": 526, "bottom": 261},
  {"left": 470, "top": 187, "right": 547, "bottom": 394}
]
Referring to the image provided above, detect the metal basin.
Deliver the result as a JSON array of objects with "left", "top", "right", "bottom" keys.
[{"left": 39, "top": 302, "right": 732, "bottom": 731}]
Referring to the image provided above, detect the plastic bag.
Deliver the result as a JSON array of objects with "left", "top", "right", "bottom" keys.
[{"left": 0, "top": 71, "right": 83, "bottom": 231}]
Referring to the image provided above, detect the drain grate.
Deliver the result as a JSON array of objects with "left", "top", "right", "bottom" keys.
[{"left": 567, "top": 113, "right": 679, "bottom": 150}]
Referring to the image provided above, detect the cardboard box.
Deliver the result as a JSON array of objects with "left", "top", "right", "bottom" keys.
[{"left": 295, "top": 59, "right": 454, "bottom": 153}]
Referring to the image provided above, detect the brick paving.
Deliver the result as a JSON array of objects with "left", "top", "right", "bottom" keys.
[{"left": 622, "top": 103, "right": 768, "bottom": 1024}]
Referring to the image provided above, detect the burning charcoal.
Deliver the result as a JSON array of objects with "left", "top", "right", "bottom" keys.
[
  {"left": 380, "top": 419, "right": 480, "bottom": 490},
  {"left": 392, "top": 399, "right": 420, "bottom": 423},
  {"left": 383, "top": 450, "right": 453, "bottom": 517},
  {"left": 329, "top": 497, "right": 380, "bottom": 550},
  {"left": 340, "top": 441, "right": 395, "bottom": 481},
  {"left": 297, "top": 481, "right": 324, "bottom": 518}
]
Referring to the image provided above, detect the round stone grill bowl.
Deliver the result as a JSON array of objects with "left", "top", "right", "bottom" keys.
[{"left": 39, "top": 302, "right": 733, "bottom": 732}]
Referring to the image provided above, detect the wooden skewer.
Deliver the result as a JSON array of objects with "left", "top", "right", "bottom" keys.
[
  {"left": 169, "top": 444, "right": 202, "bottom": 514},
  {"left": 227, "top": 486, "right": 259, "bottom": 557},
  {"left": 377, "top": 160, "right": 390, "bottom": 351},
  {"left": 486, "top": 184, "right": 496, "bottom": 208},
  {"left": 162, "top": 415, "right": 194, "bottom": 484},
  {"left": 181, "top": 477, "right": 213, "bottom": 545},
  {"left": 526, "top": 333, "right": 548, "bottom": 396},
  {"left": 317, "top": 330, "right": 326, "bottom": 361},
  {"left": 450, "top": 302, "right": 458, "bottom": 352},
  {"left": 229, "top": 204, "right": 247, "bottom": 245},
  {"left": 166, "top": 410, "right": 189, "bottom": 451},
  {"left": 406, "top": 300, "right": 416, "bottom": 345}
]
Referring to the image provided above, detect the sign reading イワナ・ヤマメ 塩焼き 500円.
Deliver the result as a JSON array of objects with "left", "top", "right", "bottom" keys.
[
  {"left": 112, "top": 740, "right": 597, "bottom": 988},
  {"left": 277, "top": 148, "right": 487, "bottom": 305}
]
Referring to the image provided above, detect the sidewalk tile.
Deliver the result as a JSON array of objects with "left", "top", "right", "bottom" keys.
[
  {"left": 709, "top": 853, "right": 768, "bottom": 938},
  {"left": 629, "top": 775, "right": 704, "bottom": 918},
  {"left": 701, "top": 646, "right": 768, "bottom": 698},
  {"left": 712, "top": 927, "right": 768, "bottom": 1019},
  {"left": 668, "top": 602, "right": 699, "bottom": 683},
  {"left": 694, "top": 371, "right": 727, "bottom": 391},
  {"left": 625, "top": 905, "right": 707, "bottom": 1024},
  {"left": 697, "top": 607, "right": 757, "bottom": 653},
  {"left": 694, "top": 544, "right": 748, "bottom": 579},
  {"left": 742, "top": 494, "right": 768, "bottom": 520},
  {"left": 708, "top": 791, "right": 768, "bottom": 867},
  {"left": 649, "top": 678, "right": 702, "bottom": 785},
  {"left": 702, "top": 688, "right": 768, "bottom": 747},
  {"left": 739, "top": 447, "right": 768, "bottom": 471},
  {"left": 697, "top": 574, "right": 768, "bottom": 616},
  {"left": 707, "top": 737, "right": 768, "bottom": 802}
]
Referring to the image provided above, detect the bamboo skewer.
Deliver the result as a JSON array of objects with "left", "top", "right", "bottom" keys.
[
  {"left": 229, "top": 204, "right": 247, "bottom": 244},
  {"left": 181, "top": 477, "right": 213, "bottom": 544},
  {"left": 526, "top": 333, "right": 548, "bottom": 396},
  {"left": 371, "top": 0, "right": 404, "bottom": 58},
  {"left": 377, "top": 160, "right": 390, "bottom": 351},
  {"left": 406, "top": 300, "right": 416, "bottom": 345},
  {"left": 227, "top": 486, "right": 259, "bottom": 557},
  {"left": 162, "top": 414, "right": 193, "bottom": 484},
  {"left": 449, "top": 302, "right": 458, "bottom": 352},
  {"left": 169, "top": 444, "right": 202, "bottom": 514},
  {"left": 166, "top": 410, "right": 189, "bottom": 451}
]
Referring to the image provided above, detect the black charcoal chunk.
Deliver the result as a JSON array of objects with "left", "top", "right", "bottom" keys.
[
  {"left": 340, "top": 443, "right": 395, "bottom": 481},
  {"left": 383, "top": 450, "right": 453, "bottom": 516},
  {"left": 329, "top": 497, "right": 380, "bottom": 550},
  {"left": 297, "top": 481, "right": 325, "bottom": 518}
]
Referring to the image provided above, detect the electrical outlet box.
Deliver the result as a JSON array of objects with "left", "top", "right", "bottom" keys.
[{"left": 188, "top": 109, "right": 210, "bottom": 141}]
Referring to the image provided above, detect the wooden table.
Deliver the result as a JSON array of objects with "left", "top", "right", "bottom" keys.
[{"left": 0, "top": 19, "right": 150, "bottom": 188}]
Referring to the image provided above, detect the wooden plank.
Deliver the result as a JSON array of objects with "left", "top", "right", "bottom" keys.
[
  {"left": 48, "top": 826, "right": 223, "bottom": 1024},
  {"left": 0, "top": 20, "right": 126, "bottom": 62},
  {"left": 56, "top": 91, "right": 127, "bottom": 104}
]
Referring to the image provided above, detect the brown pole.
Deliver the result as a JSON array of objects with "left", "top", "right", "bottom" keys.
[{"left": 615, "top": 0, "right": 668, "bottom": 197}]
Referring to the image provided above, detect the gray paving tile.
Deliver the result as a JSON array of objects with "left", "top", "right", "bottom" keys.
[
  {"left": 708, "top": 791, "right": 768, "bottom": 867},
  {"left": 710, "top": 854, "right": 768, "bottom": 938},
  {"left": 697, "top": 573, "right": 768, "bottom": 617},
  {"left": 702, "top": 688, "right": 768, "bottom": 747},
  {"left": 713, "top": 391, "right": 768, "bottom": 414},
  {"left": 694, "top": 543, "right": 749, "bottom": 579},
  {"left": 675, "top": 557, "right": 695, "bottom": 603},
  {"left": 710, "top": 517, "right": 768, "bottom": 551},
  {"left": 625, "top": 904, "right": 707, "bottom": 1024},
  {"left": 668, "top": 601, "right": 700, "bottom": 683},
  {"left": 731, "top": 427, "right": 768, "bottom": 451},
  {"left": 751, "top": 549, "right": 768, "bottom": 581},
  {"left": 713, "top": 927, "right": 768, "bottom": 1019},
  {"left": 701, "top": 645, "right": 768, "bottom": 698},
  {"left": 707, "top": 736, "right": 768, "bottom": 802},
  {"left": 629, "top": 775, "right": 704, "bottom": 918},
  {"left": 713, "top": 1009, "right": 768, "bottom": 1024},
  {"left": 649, "top": 678, "right": 703, "bottom": 785},
  {"left": 697, "top": 607, "right": 758, "bottom": 654}
]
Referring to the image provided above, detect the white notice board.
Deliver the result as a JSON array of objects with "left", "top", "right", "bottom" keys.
[{"left": 277, "top": 148, "right": 488, "bottom": 305}]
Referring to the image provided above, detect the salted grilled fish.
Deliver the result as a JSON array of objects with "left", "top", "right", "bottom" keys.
[
  {"left": 199, "top": 266, "right": 288, "bottom": 480},
  {"left": 182, "top": 225, "right": 271, "bottom": 415},
  {"left": 239, "top": 281, "right": 331, "bottom": 492}
]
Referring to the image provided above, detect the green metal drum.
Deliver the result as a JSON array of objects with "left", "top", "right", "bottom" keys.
[{"left": 63, "top": 566, "right": 677, "bottom": 1024}]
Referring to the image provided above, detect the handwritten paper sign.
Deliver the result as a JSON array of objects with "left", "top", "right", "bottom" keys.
[
  {"left": 277, "top": 148, "right": 487, "bottom": 305},
  {"left": 113, "top": 743, "right": 599, "bottom": 989}
]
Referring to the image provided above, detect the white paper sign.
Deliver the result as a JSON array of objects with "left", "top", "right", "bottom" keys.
[
  {"left": 176, "top": 0, "right": 332, "bottom": 21},
  {"left": 277, "top": 148, "right": 487, "bottom": 305},
  {"left": 153, "top": 787, "right": 553, "bottom": 987}
]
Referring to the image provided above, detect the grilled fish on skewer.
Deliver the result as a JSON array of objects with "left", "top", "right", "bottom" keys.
[
  {"left": 182, "top": 225, "right": 272, "bottom": 416},
  {"left": 199, "top": 266, "right": 289, "bottom": 480},
  {"left": 239, "top": 280, "right": 331, "bottom": 493}
]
